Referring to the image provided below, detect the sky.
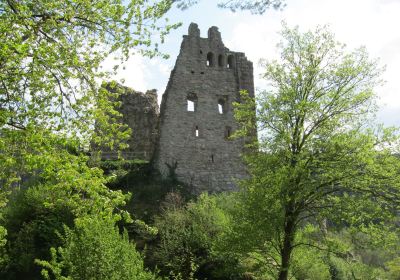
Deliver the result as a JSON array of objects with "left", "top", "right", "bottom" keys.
[{"left": 108, "top": 0, "right": 400, "bottom": 127}]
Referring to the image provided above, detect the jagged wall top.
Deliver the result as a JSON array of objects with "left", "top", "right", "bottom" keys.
[{"left": 188, "top": 23, "right": 222, "bottom": 41}]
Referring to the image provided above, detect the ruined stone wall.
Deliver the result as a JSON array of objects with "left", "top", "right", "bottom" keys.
[
  {"left": 101, "top": 83, "right": 159, "bottom": 161},
  {"left": 154, "top": 23, "right": 255, "bottom": 192}
]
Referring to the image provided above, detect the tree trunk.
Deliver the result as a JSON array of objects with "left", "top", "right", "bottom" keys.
[{"left": 278, "top": 209, "right": 296, "bottom": 280}]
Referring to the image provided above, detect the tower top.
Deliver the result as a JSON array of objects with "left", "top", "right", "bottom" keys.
[
  {"left": 188, "top": 22, "right": 200, "bottom": 37},
  {"left": 187, "top": 22, "right": 222, "bottom": 43}
]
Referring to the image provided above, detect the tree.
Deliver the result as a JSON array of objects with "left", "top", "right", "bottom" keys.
[
  {"left": 174, "top": 0, "right": 286, "bottom": 14},
  {"left": 0, "top": 0, "right": 179, "bottom": 138},
  {"left": 0, "top": 0, "right": 179, "bottom": 275},
  {"left": 0, "top": 0, "right": 179, "bottom": 220},
  {"left": 0, "top": 0, "right": 179, "bottom": 190},
  {"left": 233, "top": 24, "right": 400, "bottom": 280}
]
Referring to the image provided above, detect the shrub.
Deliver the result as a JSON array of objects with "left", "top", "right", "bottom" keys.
[
  {"left": 1, "top": 187, "right": 74, "bottom": 280},
  {"left": 37, "top": 216, "right": 156, "bottom": 280},
  {"left": 152, "top": 192, "right": 239, "bottom": 279}
]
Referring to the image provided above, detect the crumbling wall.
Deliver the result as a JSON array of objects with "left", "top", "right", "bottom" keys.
[
  {"left": 101, "top": 83, "right": 159, "bottom": 161},
  {"left": 154, "top": 23, "right": 255, "bottom": 192}
]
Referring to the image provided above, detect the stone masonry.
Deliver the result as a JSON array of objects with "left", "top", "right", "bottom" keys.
[
  {"left": 153, "top": 23, "right": 255, "bottom": 192},
  {"left": 101, "top": 83, "right": 159, "bottom": 161}
]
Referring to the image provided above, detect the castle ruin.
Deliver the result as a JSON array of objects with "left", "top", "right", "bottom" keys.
[
  {"left": 101, "top": 23, "right": 255, "bottom": 192},
  {"left": 154, "top": 23, "right": 255, "bottom": 192}
]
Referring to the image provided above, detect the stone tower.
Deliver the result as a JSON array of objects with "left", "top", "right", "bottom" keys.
[{"left": 154, "top": 23, "right": 255, "bottom": 192}]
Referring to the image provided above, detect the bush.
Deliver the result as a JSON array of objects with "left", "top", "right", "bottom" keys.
[
  {"left": 0, "top": 186, "right": 74, "bottom": 280},
  {"left": 37, "top": 216, "right": 157, "bottom": 280},
  {"left": 152, "top": 192, "right": 239, "bottom": 279}
]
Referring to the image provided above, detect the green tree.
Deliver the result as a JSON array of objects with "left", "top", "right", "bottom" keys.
[
  {"left": 233, "top": 24, "right": 400, "bottom": 280},
  {"left": 0, "top": 0, "right": 179, "bottom": 172},
  {"left": 0, "top": 1, "right": 178, "bottom": 200},
  {"left": 36, "top": 216, "right": 156, "bottom": 280},
  {"left": 0, "top": 0, "right": 179, "bottom": 275}
]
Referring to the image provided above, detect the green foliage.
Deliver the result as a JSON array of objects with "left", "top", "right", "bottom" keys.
[
  {"left": 291, "top": 247, "right": 331, "bottom": 280},
  {"left": 100, "top": 159, "right": 149, "bottom": 173},
  {"left": 0, "top": 226, "right": 6, "bottom": 268},
  {"left": 36, "top": 216, "right": 157, "bottom": 280},
  {"left": 0, "top": 0, "right": 179, "bottom": 211},
  {"left": 152, "top": 192, "right": 238, "bottom": 279},
  {"left": 0, "top": 186, "right": 74, "bottom": 279},
  {"left": 385, "top": 257, "right": 400, "bottom": 280},
  {"left": 174, "top": 0, "right": 285, "bottom": 14},
  {"left": 0, "top": 1, "right": 177, "bottom": 277},
  {"left": 99, "top": 159, "right": 150, "bottom": 187},
  {"left": 0, "top": 0, "right": 179, "bottom": 150},
  {"left": 233, "top": 23, "right": 400, "bottom": 280}
]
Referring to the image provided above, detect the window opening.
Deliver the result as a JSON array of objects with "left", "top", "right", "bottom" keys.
[
  {"left": 187, "top": 100, "right": 195, "bottom": 111},
  {"left": 227, "top": 55, "right": 234, "bottom": 69},
  {"left": 218, "top": 54, "right": 224, "bottom": 67},
  {"left": 211, "top": 155, "right": 214, "bottom": 163},
  {"left": 187, "top": 93, "right": 197, "bottom": 112},
  {"left": 207, "top": 52, "right": 214, "bottom": 67},
  {"left": 218, "top": 99, "right": 225, "bottom": 114},
  {"left": 195, "top": 126, "right": 199, "bottom": 137}
]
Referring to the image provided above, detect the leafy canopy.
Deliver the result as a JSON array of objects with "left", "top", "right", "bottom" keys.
[
  {"left": 233, "top": 24, "right": 400, "bottom": 280},
  {"left": 0, "top": 0, "right": 179, "bottom": 210},
  {"left": 174, "top": 0, "right": 285, "bottom": 14},
  {"left": 0, "top": 0, "right": 179, "bottom": 270}
]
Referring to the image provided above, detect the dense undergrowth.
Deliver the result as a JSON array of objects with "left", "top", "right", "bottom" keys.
[
  {"left": 0, "top": 157, "right": 399, "bottom": 280},
  {"left": 102, "top": 160, "right": 400, "bottom": 280}
]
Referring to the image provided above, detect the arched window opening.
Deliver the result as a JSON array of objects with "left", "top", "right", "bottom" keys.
[
  {"left": 207, "top": 52, "right": 214, "bottom": 67},
  {"left": 195, "top": 126, "right": 199, "bottom": 137},
  {"left": 187, "top": 93, "right": 197, "bottom": 112},
  {"left": 218, "top": 54, "right": 224, "bottom": 67},
  {"left": 218, "top": 99, "right": 225, "bottom": 114},
  {"left": 227, "top": 55, "right": 234, "bottom": 69}
]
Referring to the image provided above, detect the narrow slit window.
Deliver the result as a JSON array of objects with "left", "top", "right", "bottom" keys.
[
  {"left": 211, "top": 154, "right": 214, "bottom": 163},
  {"left": 195, "top": 126, "right": 199, "bottom": 137},
  {"left": 225, "top": 126, "right": 232, "bottom": 139}
]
